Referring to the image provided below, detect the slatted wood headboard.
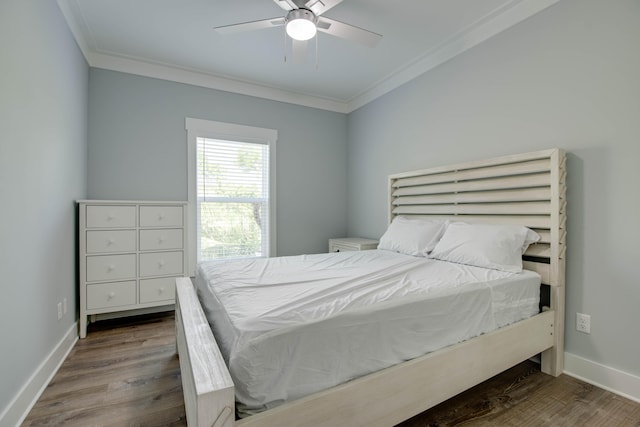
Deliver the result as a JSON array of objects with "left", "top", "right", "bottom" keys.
[
  {"left": 388, "top": 148, "right": 566, "bottom": 286},
  {"left": 389, "top": 148, "right": 566, "bottom": 374}
]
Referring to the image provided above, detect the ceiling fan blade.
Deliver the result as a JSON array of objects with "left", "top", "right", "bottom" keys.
[
  {"left": 291, "top": 39, "right": 308, "bottom": 64},
  {"left": 272, "top": 0, "right": 298, "bottom": 11},
  {"left": 214, "top": 17, "right": 285, "bottom": 35},
  {"left": 305, "top": 0, "right": 344, "bottom": 16},
  {"left": 316, "top": 16, "right": 382, "bottom": 47}
]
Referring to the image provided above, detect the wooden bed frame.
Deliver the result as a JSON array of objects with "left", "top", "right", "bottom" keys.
[{"left": 175, "top": 148, "right": 567, "bottom": 427}]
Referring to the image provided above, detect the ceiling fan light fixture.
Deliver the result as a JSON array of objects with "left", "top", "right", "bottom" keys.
[{"left": 286, "top": 9, "right": 317, "bottom": 41}]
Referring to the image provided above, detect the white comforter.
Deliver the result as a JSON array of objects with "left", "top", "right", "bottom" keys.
[{"left": 195, "top": 250, "right": 540, "bottom": 416}]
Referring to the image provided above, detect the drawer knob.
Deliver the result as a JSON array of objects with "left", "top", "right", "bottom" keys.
[
  {"left": 107, "top": 213, "right": 115, "bottom": 221},
  {"left": 107, "top": 238, "right": 115, "bottom": 245},
  {"left": 107, "top": 264, "right": 115, "bottom": 272},
  {"left": 107, "top": 292, "right": 115, "bottom": 300},
  {"left": 158, "top": 236, "right": 166, "bottom": 244},
  {"left": 158, "top": 213, "right": 165, "bottom": 220},
  {"left": 158, "top": 260, "right": 166, "bottom": 268},
  {"left": 158, "top": 287, "right": 165, "bottom": 294}
]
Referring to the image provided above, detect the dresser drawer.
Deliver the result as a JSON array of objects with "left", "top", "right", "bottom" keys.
[
  {"left": 139, "top": 206, "right": 183, "bottom": 227},
  {"left": 86, "top": 281, "right": 136, "bottom": 310},
  {"left": 86, "top": 254, "right": 136, "bottom": 282},
  {"left": 139, "top": 251, "right": 183, "bottom": 277},
  {"left": 86, "top": 230, "right": 136, "bottom": 254},
  {"left": 86, "top": 205, "right": 136, "bottom": 228},
  {"left": 139, "top": 229, "right": 183, "bottom": 251},
  {"left": 140, "top": 277, "right": 176, "bottom": 304}
]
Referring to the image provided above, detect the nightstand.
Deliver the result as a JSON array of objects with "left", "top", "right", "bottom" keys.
[{"left": 328, "top": 237, "right": 379, "bottom": 253}]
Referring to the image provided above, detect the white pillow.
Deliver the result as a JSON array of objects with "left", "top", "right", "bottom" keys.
[
  {"left": 429, "top": 222, "right": 540, "bottom": 272},
  {"left": 378, "top": 217, "right": 448, "bottom": 257}
]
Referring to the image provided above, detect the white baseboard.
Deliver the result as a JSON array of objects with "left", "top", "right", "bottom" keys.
[
  {"left": 0, "top": 322, "right": 78, "bottom": 427},
  {"left": 564, "top": 352, "right": 640, "bottom": 403}
]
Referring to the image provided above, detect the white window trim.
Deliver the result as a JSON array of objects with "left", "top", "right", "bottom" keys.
[{"left": 185, "top": 118, "right": 277, "bottom": 275}]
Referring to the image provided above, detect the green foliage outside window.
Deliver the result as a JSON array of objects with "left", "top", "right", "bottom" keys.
[{"left": 200, "top": 202, "right": 264, "bottom": 259}]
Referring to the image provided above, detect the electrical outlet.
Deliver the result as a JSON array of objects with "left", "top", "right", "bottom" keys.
[
  {"left": 576, "top": 312, "right": 591, "bottom": 334},
  {"left": 57, "top": 302, "right": 63, "bottom": 320},
  {"left": 63, "top": 298, "right": 68, "bottom": 315}
]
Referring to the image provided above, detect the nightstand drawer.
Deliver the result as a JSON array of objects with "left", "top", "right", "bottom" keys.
[
  {"left": 330, "top": 243, "right": 359, "bottom": 252},
  {"left": 139, "top": 229, "right": 183, "bottom": 251},
  {"left": 86, "top": 230, "right": 136, "bottom": 254},
  {"left": 139, "top": 206, "right": 183, "bottom": 227},
  {"left": 139, "top": 251, "right": 183, "bottom": 277},
  {"left": 86, "top": 205, "right": 136, "bottom": 228},
  {"left": 140, "top": 277, "right": 176, "bottom": 304},
  {"left": 87, "top": 281, "right": 136, "bottom": 310},
  {"left": 86, "top": 254, "right": 136, "bottom": 282},
  {"left": 329, "top": 238, "right": 379, "bottom": 252}
]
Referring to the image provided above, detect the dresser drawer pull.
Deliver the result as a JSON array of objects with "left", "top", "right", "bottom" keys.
[
  {"left": 158, "top": 260, "right": 166, "bottom": 268},
  {"left": 158, "top": 213, "right": 165, "bottom": 220},
  {"left": 107, "top": 213, "right": 115, "bottom": 221},
  {"left": 107, "top": 238, "right": 116, "bottom": 245},
  {"left": 158, "top": 236, "right": 166, "bottom": 244},
  {"left": 158, "top": 287, "right": 165, "bottom": 295},
  {"left": 108, "top": 292, "right": 115, "bottom": 300},
  {"left": 107, "top": 264, "right": 115, "bottom": 272}
]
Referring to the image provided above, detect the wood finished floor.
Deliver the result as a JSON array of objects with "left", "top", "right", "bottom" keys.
[{"left": 23, "top": 312, "right": 640, "bottom": 427}]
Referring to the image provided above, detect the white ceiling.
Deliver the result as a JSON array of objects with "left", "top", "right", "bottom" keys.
[{"left": 58, "top": 0, "right": 558, "bottom": 113}]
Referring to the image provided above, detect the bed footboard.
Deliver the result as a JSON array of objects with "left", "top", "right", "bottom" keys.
[
  {"left": 176, "top": 277, "right": 235, "bottom": 427},
  {"left": 235, "top": 310, "right": 555, "bottom": 427},
  {"left": 176, "top": 274, "right": 556, "bottom": 427}
]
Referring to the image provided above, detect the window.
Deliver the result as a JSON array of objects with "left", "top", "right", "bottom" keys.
[
  {"left": 186, "top": 118, "right": 277, "bottom": 274},
  {"left": 197, "top": 138, "right": 268, "bottom": 260}
]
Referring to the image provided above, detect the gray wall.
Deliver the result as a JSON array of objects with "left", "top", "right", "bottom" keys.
[
  {"left": 0, "top": 0, "right": 88, "bottom": 416},
  {"left": 347, "top": 0, "right": 640, "bottom": 377},
  {"left": 88, "top": 69, "right": 348, "bottom": 256}
]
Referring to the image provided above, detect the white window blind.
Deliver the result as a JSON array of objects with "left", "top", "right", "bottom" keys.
[{"left": 196, "top": 137, "right": 270, "bottom": 261}]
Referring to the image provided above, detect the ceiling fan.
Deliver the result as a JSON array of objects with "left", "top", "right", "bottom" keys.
[{"left": 214, "top": 0, "right": 382, "bottom": 61}]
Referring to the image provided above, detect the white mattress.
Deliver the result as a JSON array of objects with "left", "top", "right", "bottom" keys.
[{"left": 195, "top": 250, "right": 541, "bottom": 417}]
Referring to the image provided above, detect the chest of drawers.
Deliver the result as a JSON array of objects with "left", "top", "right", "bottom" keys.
[{"left": 78, "top": 200, "right": 187, "bottom": 337}]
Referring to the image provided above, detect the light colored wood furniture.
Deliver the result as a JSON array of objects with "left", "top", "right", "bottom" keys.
[
  {"left": 78, "top": 200, "right": 187, "bottom": 338},
  {"left": 328, "top": 237, "right": 379, "bottom": 252},
  {"left": 175, "top": 148, "right": 566, "bottom": 427}
]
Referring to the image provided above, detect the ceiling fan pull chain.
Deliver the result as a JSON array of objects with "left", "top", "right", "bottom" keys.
[{"left": 284, "top": 27, "right": 288, "bottom": 63}]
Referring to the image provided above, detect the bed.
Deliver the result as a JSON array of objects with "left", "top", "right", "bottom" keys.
[{"left": 175, "top": 148, "right": 567, "bottom": 427}]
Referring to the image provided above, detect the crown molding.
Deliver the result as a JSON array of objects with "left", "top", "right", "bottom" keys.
[
  {"left": 58, "top": 0, "right": 560, "bottom": 115},
  {"left": 88, "top": 52, "right": 351, "bottom": 113},
  {"left": 56, "top": 0, "right": 349, "bottom": 113},
  {"left": 346, "top": 0, "right": 560, "bottom": 112}
]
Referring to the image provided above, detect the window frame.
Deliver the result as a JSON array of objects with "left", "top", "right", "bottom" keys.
[{"left": 185, "top": 118, "right": 277, "bottom": 275}]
